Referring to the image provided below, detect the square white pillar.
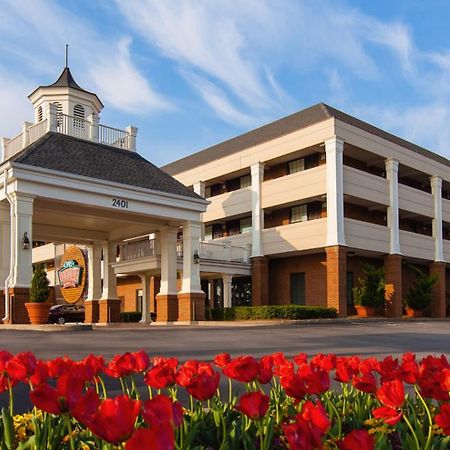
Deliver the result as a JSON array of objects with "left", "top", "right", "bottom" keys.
[
  {"left": 431, "top": 176, "right": 444, "bottom": 262},
  {"left": 180, "top": 221, "right": 202, "bottom": 293},
  {"left": 100, "top": 241, "right": 119, "bottom": 300},
  {"left": 0, "top": 202, "right": 11, "bottom": 287},
  {"left": 251, "top": 163, "right": 264, "bottom": 257},
  {"left": 158, "top": 227, "right": 178, "bottom": 296},
  {"left": 86, "top": 243, "right": 102, "bottom": 301},
  {"left": 385, "top": 158, "right": 401, "bottom": 255},
  {"left": 11, "top": 194, "right": 34, "bottom": 288},
  {"left": 325, "top": 137, "right": 346, "bottom": 246},
  {"left": 222, "top": 273, "right": 233, "bottom": 308},
  {"left": 193, "top": 181, "right": 206, "bottom": 241},
  {"left": 139, "top": 273, "right": 151, "bottom": 323}
]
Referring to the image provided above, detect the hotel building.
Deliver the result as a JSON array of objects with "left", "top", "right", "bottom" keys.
[{"left": 162, "top": 103, "right": 450, "bottom": 318}]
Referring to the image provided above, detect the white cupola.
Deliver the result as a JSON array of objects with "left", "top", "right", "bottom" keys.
[{"left": 28, "top": 66, "right": 104, "bottom": 125}]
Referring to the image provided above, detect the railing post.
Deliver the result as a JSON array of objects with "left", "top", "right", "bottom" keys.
[
  {"left": 88, "top": 114, "right": 99, "bottom": 142},
  {"left": 223, "top": 241, "right": 231, "bottom": 261},
  {"left": 46, "top": 103, "right": 58, "bottom": 132},
  {"left": 22, "top": 122, "right": 32, "bottom": 149},
  {"left": 2, "top": 138, "right": 10, "bottom": 162},
  {"left": 244, "top": 244, "right": 252, "bottom": 263},
  {"left": 125, "top": 126, "right": 138, "bottom": 151}
]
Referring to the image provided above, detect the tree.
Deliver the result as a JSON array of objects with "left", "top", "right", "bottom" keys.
[{"left": 30, "top": 263, "right": 50, "bottom": 303}]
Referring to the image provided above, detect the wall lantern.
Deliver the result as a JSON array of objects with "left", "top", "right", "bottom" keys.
[
  {"left": 22, "top": 232, "right": 31, "bottom": 250},
  {"left": 193, "top": 250, "right": 200, "bottom": 264}
]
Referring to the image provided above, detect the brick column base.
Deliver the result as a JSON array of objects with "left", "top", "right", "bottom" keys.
[
  {"left": 98, "top": 299, "right": 121, "bottom": 324},
  {"left": 384, "top": 254, "right": 402, "bottom": 317},
  {"left": 150, "top": 277, "right": 160, "bottom": 314},
  {"left": 85, "top": 300, "right": 99, "bottom": 324},
  {"left": 3, "top": 288, "right": 30, "bottom": 324},
  {"left": 430, "top": 262, "right": 446, "bottom": 318},
  {"left": 156, "top": 294, "right": 178, "bottom": 322},
  {"left": 178, "top": 292, "right": 206, "bottom": 321},
  {"left": 326, "top": 246, "right": 347, "bottom": 317},
  {"left": 251, "top": 256, "right": 269, "bottom": 306}
]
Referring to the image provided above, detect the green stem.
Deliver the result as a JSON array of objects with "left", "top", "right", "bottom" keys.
[
  {"left": 8, "top": 379, "right": 13, "bottom": 416},
  {"left": 228, "top": 377, "right": 232, "bottom": 404},
  {"left": 327, "top": 397, "right": 342, "bottom": 438},
  {"left": 414, "top": 386, "right": 433, "bottom": 450},
  {"left": 65, "top": 414, "right": 76, "bottom": 450},
  {"left": 403, "top": 413, "right": 421, "bottom": 450},
  {"left": 98, "top": 376, "right": 107, "bottom": 399}
]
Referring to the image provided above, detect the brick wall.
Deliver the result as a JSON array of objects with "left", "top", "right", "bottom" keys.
[
  {"left": 268, "top": 252, "right": 327, "bottom": 306},
  {"left": 117, "top": 276, "right": 142, "bottom": 312}
]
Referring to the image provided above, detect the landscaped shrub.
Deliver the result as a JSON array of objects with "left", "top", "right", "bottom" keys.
[
  {"left": 405, "top": 265, "right": 437, "bottom": 311},
  {"left": 353, "top": 263, "right": 385, "bottom": 308},
  {"left": 120, "top": 312, "right": 142, "bottom": 322},
  {"left": 0, "top": 350, "right": 449, "bottom": 449},
  {"left": 209, "top": 305, "right": 337, "bottom": 320}
]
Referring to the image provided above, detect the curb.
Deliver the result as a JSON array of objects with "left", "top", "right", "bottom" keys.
[{"left": 1, "top": 324, "right": 92, "bottom": 332}]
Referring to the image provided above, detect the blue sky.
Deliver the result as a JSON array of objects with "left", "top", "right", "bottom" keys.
[{"left": 1, "top": 0, "right": 450, "bottom": 166}]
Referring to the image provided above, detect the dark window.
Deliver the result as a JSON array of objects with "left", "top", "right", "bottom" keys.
[
  {"left": 290, "top": 272, "right": 306, "bottom": 305},
  {"left": 304, "top": 153, "right": 320, "bottom": 169},
  {"left": 232, "top": 277, "right": 252, "bottom": 307},
  {"left": 346, "top": 272, "right": 354, "bottom": 306}
]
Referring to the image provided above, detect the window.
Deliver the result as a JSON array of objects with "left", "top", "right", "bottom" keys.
[
  {"left": 136, "top": 289, "right": 143, "bottom": 313},
  {"left": 37, "top": 106, "right": 43, "bottom": 122},
  {"left": 205, "top": 186, "right": 211, "bottom": 198},
  {"left": 205, "top": 225, "right": 213, "bottom": 241},
  {"left": 240, "top": 175, "right": 251, "bottom": 189},
  {"left": 288, "top": 158, "right": 305, "bottom": 174},
  {"left": 53, "top": 102, "right": 63, "bottom": 127},
  {"left": 73, "top": 104, "right": 85, "bottom": 128},
  {"left": 291, "top": 204, "right": 308, "bottom": 223},
  {"left": 346, "top": 272, "right": 354, "bottom": 306},
  {"left": 240, "top": 217, "right": 252, "bottom": 234},
  {"left": 290, "top": 272, "right": 305, "bottom": 305}
]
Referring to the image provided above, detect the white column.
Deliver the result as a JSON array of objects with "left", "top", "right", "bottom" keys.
[
  {"left": 385, "top": 159, "right": 401, "bottom": 254},
  {"left": 325, "top": 137, "right": 346, "bottom": 246},
  {"left": 46, "top": 103, "right": 58, "bottom": 132},
  {"left": 126, "top": 126, "right": 138, "bottom": 151},
  {"left": 180, "top": 221, "right": 202, "bottom": 293},
  {"left": 251, "top": 162, "right": 264, "bottom": 257},
  {"left": 0, "top": 202, "right": 10, "bottom": 286},
  {"left": 88, "top": 115, "right": 99, "bottom": 142},
  {"left": 158, "top": 227, "right": 178, "bottom": 295},
  {"left": 139, "top": 273, "right": 151, "bottom": 323},
  {"left": 11, "top": 194, "right": 33, "bottom": 287},
  {"left": 193, "top": 181, "right": 206, "bottom": 241},
  {"left": 100, "top": 241, "right": 119, "bottom": 300},
  {"left": 222, "top": 274, "right": 233, "bottom": 308},
  {"left": 431, "top": 176, "right": 444, "bottom": 262},
  {"left": 86, "top": 243, "right": 102, "bottom": 301},
  {"left": 22, "top": 122, "right": 32, "bottom": 149}
]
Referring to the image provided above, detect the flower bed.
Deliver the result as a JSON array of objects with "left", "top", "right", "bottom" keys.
[{"left": 0, "top": 350, "right": 449, "bottom": 449}]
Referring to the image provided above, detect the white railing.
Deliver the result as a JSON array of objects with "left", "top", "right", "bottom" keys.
[
  {"left": 119, "top": 238, "right": 250, "bottom": 264},
  {"left": 29, "top": 119, "right": 48, "bottom": 144},
  {"left": 4, "top": 132, "right": 23, "bottom": 160},
  {"left": 98, "top": 124, "right": 129, "bottom": 149},
  {"left": 120, "top": 239, "right": 156, "bottom": 261},
  {"left": 57, "top": 114, "right": 90, "bottom": 140}
]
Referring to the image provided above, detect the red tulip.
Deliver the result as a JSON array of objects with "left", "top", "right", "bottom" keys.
[
  {"left": 87, "top": 395, "right": 141, "bottom": 444},
  {"left": 222, "top": 356, "right": 259, "bottom": 383},
  {"left": 339, "top": 429, "right": 375, "bottom": 450},
  {"left": 30, "top": 371, "right": 85, "bottom": 415},
  {"left": 293, "top": 353, "right": 308, "bottom": 366},
  {"left": 80, "top": 354, "right": 106, "bottom": 380},
  {"left": 282, "top": 420, "right": 317, "bottom": 450},
  {"left": 126, "top": 424, "right": 175, "bottom": 450},
  {"left": 235, "top": 392, "right": 269, "bottom": 420},
  {"left": 71, "top": 388, "right": 101, "bottom": 425},
  {"left": 280, "top": 368, "right": 307, "bottom": 400},
  {"left": 310, "top": 353, "right": 336, "bottom": 372},
  {"left": 435, "top": 404, "right": 450, "bottom": 435},
  {"left": 133, "top": 350, "right": 150, "bottom": 373},
  {"left": 213, "top": 353, "right": 231, "bottom": 368},
  {"left": 372, "top": 379, "right": 404, "bottom": 425},
  {"left": 335, "top": 361, "right": 355, "bottom": 383},
  {"left": 257, "top": 355, "right": 273, "bottom": 384},
  {"left": 142, "top": 395, "right": 183, "bottom": 428},
  {"left": 441, "top": 368, "right": 450, "bottom": 392},
  {"left": 352, "top": 372, "right": 377, "bottom": 393},
  {"left": 47, "top": 356, "right": 74, "bottom": 378},
  {"left": 377, "top": 356, "right": 399, "bottom": 383},
  {"left": 299, "top": 400, "right": 330, "bottom": 434},
  {"left": 29, "top": 360, "right": 49, "bottom": 386},
  {"left": 176, "top": 361, "right": 220, "bottom": 401},
  {"left": 145, "top": 364, "right": 177, "bottom": 389},
  {"left": 105, "top": 352, "right": 138, "bottom": 378},
  {"left": 0, "top": 350, "right": 13, "bottom": 371},
  {"left": 6, "top": 351, "right": 36, "bottom": 381}
]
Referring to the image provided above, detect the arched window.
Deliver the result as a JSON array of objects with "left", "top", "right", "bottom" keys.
[
  {"left": 37, "top": 106, "right": 43, "bottom": 122},
  {"left": 52, "top": 102, "right": 63, "bottom": 127},
  {"left": 73, "top": 104, "right": 85, "bottom": 128}
]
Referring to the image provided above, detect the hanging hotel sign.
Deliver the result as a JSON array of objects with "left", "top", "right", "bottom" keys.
[{"left": 58, "top": 246, "right": 87, "bottom": 304}]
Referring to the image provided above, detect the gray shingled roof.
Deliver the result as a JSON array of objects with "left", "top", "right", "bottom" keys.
[
  {"left": 162, "top": 103, "right": 450, "bottom": 175},
  {"left": 9, "top": 132, "right": 203, "bottom": 200}
]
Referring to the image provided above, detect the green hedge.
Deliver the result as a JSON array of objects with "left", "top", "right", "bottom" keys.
[
  {"left": 121, "top": 312, "right": 142, "bottom": 323},
  {"left": 209, "top": 305, "right": 337, "bottom": 321}
]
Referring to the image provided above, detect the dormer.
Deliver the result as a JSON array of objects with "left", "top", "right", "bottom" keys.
[{"left": 28, "top": 67, "right": 104, "bottom": 125}]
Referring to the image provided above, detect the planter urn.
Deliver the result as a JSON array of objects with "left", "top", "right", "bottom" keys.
[
  {"left": 405, "top": 307, "right": 423, "bottom": 318},
  {"left": 25, "top": 303, "right": 51, "bottom": 325},
  {"left": 355, "top": 305, "right": 376, "bottom": 318}
]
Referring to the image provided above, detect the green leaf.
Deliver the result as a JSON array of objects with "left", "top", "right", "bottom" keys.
[{"left": 2, "top": 407, "right": 15, "bottom": 450}]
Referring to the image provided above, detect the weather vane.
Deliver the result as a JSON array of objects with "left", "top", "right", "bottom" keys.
[{"left": 65, "top": 44, "right": 69, "bottom": 68}]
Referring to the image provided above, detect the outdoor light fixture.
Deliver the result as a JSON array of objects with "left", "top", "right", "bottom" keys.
[
  {"left": 193, "top": 250, "right": 200, "bottom": 264},
  {"left": 22, "top": 232, "right": 30, "bottom": 250}
]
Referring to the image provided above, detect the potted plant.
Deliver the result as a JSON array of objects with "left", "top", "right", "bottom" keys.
[
  {"left": 352, "top": 263, "right": 385, "bottom": 317},
  {"left": 25, "top": 264, "right": 51, "bottom": 325},
  {"left": 404, "top": 266, "right": 437, "bottom": 317}
]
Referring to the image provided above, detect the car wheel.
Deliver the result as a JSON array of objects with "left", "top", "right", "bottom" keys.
[{"left": 57, "top": 317, "right": 66, "bottom": 325}]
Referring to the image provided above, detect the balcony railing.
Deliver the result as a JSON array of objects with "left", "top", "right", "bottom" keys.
[
  {"left": 119, "top": 238, "right": 250, "bottom": 264},
  {"left": 2, "top": 105, "right": 137, "bottom": 161}
]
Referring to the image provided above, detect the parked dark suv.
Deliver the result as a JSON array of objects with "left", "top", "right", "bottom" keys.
[{"left": 48, "top": 304, "right": 85, "bottom": 324}]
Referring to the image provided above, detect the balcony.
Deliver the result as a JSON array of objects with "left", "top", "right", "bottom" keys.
[
  {"left": 2, "top": 109, "right": 136, "bottom": 161},
  {"left": 262, "top": 165, "right": 326, "bottom": 209},
  {"left": 203, "top": 187, "right": 251, "bottom": 223},
  {"left": 344, "top": 218, "right": 389, "bottom": 253},
  {"left": 399, "top": 230, "right": 435, "bottom": 261},
  {"left": 343, "top": 166, "right": 389, "bottom": 206},
  {"left": 398, "top": 184, "right": 434, "bottom": 218},
  {"left": 119, "top": 238, "right": 250, "bottom": 264}
]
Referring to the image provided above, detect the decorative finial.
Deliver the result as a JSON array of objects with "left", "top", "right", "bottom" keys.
[{"left": 65, "top": 44, "right": 69, "bottom": 68}]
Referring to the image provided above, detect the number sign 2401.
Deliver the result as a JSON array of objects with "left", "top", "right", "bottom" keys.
[{"left": 112, "top": 198, "right": 129, "bottom": 209}]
